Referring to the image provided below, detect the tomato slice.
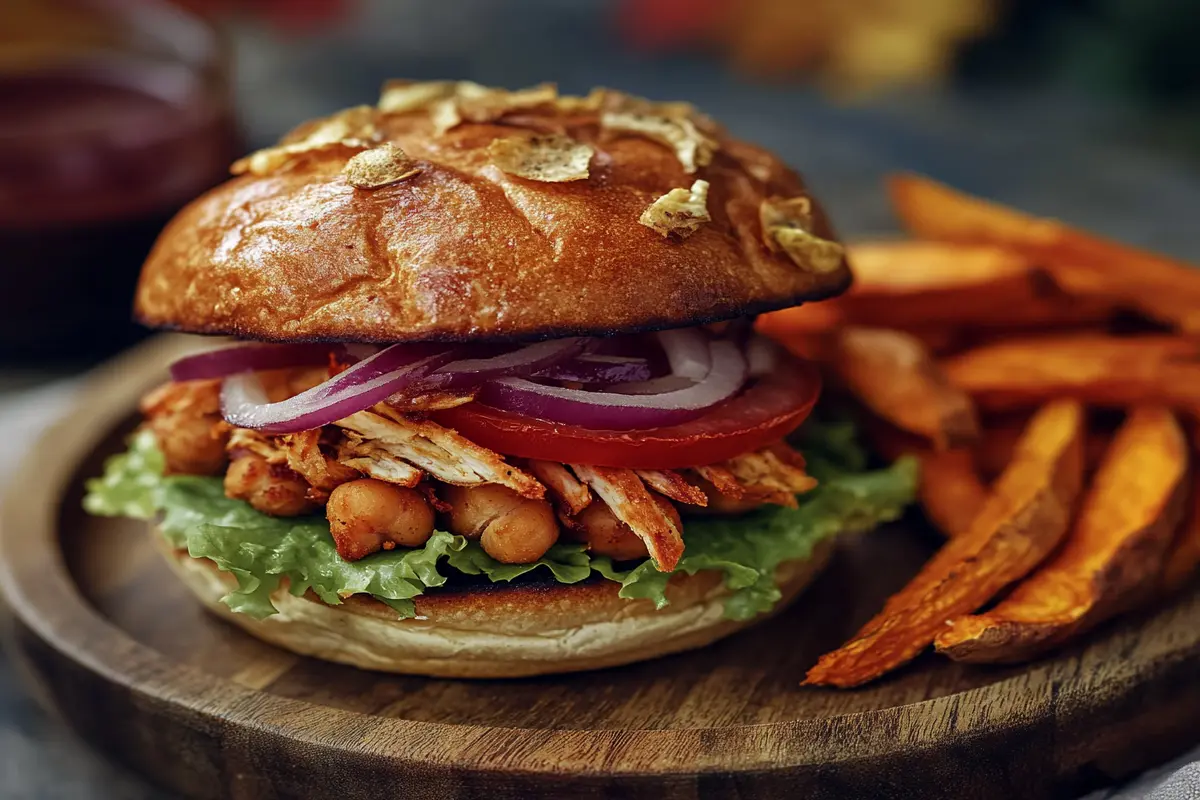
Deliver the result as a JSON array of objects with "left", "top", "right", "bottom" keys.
[{"left": 432, "top": 356, "right": 821, "bottom": 469}]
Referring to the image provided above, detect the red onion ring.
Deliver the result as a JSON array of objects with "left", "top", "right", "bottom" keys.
[
  {"left": 656, "top": 328, "right": 710, "bottom": 380},
  {"left": 477, "top": 340, "right": 747, "bottom": 429},
  {"left": 422, "top": 338, "right": 588, "bottom": 391},
  {"left": 535, "top": 354, "right": 653, "bottom": 384},
  {"left": 170, "top": 343, "right": 374, "bottom": 382},
  {"left": 746, "top": 335, "right": 782, "bottom": 377},
  {"left": 221, "top": 344, "right": 458, "bottom": 433},
  {"left": 606, "top": 374, "right": 696, "bottom": 395}
]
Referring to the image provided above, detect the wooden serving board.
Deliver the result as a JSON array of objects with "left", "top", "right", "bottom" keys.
[{"left": 2, "top": 336, "right": 1200, "bottom": 800}]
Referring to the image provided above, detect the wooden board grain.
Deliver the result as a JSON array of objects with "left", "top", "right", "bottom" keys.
[{"left": 2, "top": 335, "right": 1200, "bottom": 799}]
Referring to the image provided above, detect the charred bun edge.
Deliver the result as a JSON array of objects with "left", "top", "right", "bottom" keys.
[{"left": 135, "top": 279, "right": 852, "bottom": 345}]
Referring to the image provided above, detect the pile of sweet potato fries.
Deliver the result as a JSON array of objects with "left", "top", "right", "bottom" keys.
[{"left": 758, "top": 174, "right": 1200, "bottom": 688}]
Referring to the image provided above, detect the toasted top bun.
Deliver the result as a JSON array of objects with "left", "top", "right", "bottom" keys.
[
  {"left": 160, "top": 532, "right": 834, "bottom": 678},
  {"left": 135, "top": 81, "right": 851, "bottom": 344}
]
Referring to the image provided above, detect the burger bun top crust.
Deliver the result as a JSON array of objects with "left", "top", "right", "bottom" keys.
[{"left": 135, "top": 82, "right": 850, "bottom": 344}]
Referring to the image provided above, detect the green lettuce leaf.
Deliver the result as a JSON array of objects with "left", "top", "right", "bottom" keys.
[{"left": 84, "top": 420, "right": 915, "bottom": 621}]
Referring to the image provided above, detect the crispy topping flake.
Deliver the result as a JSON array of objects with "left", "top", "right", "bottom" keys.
[
  {"left": 552, "top": 87, "right": 609, "bottom": 114},
  {"left": 489, "top": 134, "right": 593, "bottom": 182},
  {"left": 639, "top": 180, "right": 711, "bottom": 239},
  {"left": 430, "top": 99, "right": 463, "bottom": 135},
  {"left": 759, "top": 196, "right": 845, "bottom": 274},
  {"left": 457, "top": 82, "right": 558, "bottom": 123},
  {"left": 343, "top": 143, "right": 421, "bottom": 189},
  {"left": 377, "top": 80, "right": 458, "bottom": 113},
  {"left": 601, "top": 110, "right": 717, "bottom": 173},
  {"left": 232, "top": 106, "right": 378, "bottom": 176},
  {"left": 379, "top": 79, "right": 560, "bottom": 134}
]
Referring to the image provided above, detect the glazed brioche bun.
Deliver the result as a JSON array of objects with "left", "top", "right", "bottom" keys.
[
  {"left": 134, "top": 81, "right": 850, "bottom": 345},
  {"left": 157, "top": 530, "right": 834, "bottom": 678}
]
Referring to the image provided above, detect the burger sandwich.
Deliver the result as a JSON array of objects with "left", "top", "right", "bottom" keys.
[{"left": 86, "top": 80, "right": 916, "bottom": 677}]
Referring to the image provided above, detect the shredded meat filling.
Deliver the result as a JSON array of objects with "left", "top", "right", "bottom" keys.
[
  {"left": 336, "top": 408, "right": 545, "bottom": 500},
  {"left": 569, "top": 464, "right": 685, "bottom": 572},
  {"left": 141, "top": 372, "right": 818, "bottom": 565}
]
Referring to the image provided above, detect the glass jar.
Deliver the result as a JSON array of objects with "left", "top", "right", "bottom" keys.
[{"left": 0, "top": 0, "right": 240, "bottom": 363}]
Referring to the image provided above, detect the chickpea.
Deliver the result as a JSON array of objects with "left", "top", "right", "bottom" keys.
[
  {"left": 326, "top": 479, "right": 435, "bottom": 561},
  {"left": 224, "top": 454, "right": 315, "bottom": 517},
  {"left": 441, "top": 484, "right": 559, "bottom": 564},
  {"left": 573, "top": 494, "right": 680, "bottom": 561},
  {"left": 151, "top": 413, "right": 228, "bottom": 476}
]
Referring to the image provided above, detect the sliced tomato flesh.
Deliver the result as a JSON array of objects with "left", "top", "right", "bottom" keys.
[{"left": 431, "top": 356, "right": 821, "bottom": 469}]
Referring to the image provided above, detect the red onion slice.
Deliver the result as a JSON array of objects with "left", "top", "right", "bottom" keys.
[
  {"left": 606, "top": 374, "right": 696, "bottom": 395},
  {"left": 478, "top": 340, "right": 747, "bottom": 430},
  {"left": 746, "top": 335, "right": 782, "bottom": 377},
  {"left": 656, "top": 328, "right": 710, "bottom": 381},
  {"left": 422, "top": 338, "right": 588, "bottom": 392},
  {"left": 535, "top": 354, "right": 653, "bottom": 384},
  {"left": 221, "top": 345, "right": 458, "bottom": 433},
  {"left": 170, "top": 343, "right": 364, "bottom": 382}
]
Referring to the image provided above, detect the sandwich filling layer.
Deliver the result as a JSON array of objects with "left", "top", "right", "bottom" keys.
[{"left": 86, "top": 394, "right": 915, "bottom": 621}]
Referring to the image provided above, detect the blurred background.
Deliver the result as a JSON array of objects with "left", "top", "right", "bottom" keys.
[
  {"left": 3, "top": 0, "right": 1200, "bottom": 373},
  {"left": 2, "top": 1, "right": 1200, "bottom": 796}
]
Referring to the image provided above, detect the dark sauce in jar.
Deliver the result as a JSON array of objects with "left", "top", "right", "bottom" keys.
[{"left": 0, "top": 3, "right": 239, "bottom": 363}]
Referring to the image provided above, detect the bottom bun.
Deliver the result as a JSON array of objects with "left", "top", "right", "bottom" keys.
[{"left": 155, "top": 526, "right": 834, "bottom": 678}]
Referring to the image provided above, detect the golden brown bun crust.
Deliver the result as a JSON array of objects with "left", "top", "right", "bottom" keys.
[
  {"left": 156, "top": 531, "right": 833, "bottom": 678},
  {"left": 135, "top": 87, "right": 850, "bottom": 343}
]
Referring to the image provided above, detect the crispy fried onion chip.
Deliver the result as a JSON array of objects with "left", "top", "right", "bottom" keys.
[
  {"left": 639, "top": 180, "right": 711, "bottom": 239},
  {"left": 377, "top": 79, "right": 458, "bottom": 113},
  {"left": 232, "top": 105, "right": 378, "bottom": 176},
  {"left": 601, "top": 108, "right": 717, "bottom": 173},
  {"left": 760, "top": 196, "right": 845, "bottom": 274},
  {"left": 343, "top": 143, "right": 421, "bottom": 189},
  {"left": 378, "top": 79, "right": 559, "bottom": 134},
  {"left": 488, "top": 134, "right": 593, "bottom": 182}
]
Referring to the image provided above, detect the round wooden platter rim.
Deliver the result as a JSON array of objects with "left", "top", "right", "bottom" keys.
[{"left": 1, "top": 335, "right": 1198, "bottom": 789}]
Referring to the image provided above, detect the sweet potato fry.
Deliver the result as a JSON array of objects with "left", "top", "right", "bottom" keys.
[
  {"left": 756, "top": 240, "right": 1112, "bottom": 336},
  {"left": 863, "top": 420, "right": 986, "bottom": 539},
  {"left": 888, "top": 173, "right": 1200, "bottom": 333},
  {"left": 829, "top": 326, "right": 979, "bottom": 450},
  {"left": 936, "top": 407, "right": 1189, "bottom": 663},
  {"left": 974, "top": 415, "right": 1113, "bottom": 481},
  {"left": 942, "top": 334, "right": 1200, "bottom": 413},
  {"left": 804, "top": 400, "right": 1084, "bottom": 687},
  {"left": 846, "top": 241, "right": 1113, "bottom": 329},
  {"left": 756, "top": 301, "right": 842, "bottom": 338},
  {"left": 916, "top": 449, "right": 989, "bottom": 539},
  {"left": 1162, "top": 471, "right": 1200, "bottom": 595}
]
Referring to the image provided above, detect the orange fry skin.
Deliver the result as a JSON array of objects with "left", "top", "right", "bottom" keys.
[
  {"left": 974, "top": 415, "right": 1112, "bottom": 481},
  {"left": 1162, "top": 458, "right": 1200, "bottom": 596},
  {"left": 756, "top": 240, "right": 1112, "bottom": 339},
  {"left": 916, "top": 449, "right": 988, "bottom": 539},
  {"left": 804, "top": 400, "right": 1084, "bottom": 688},
  {"left": 942, "top": 335, "right": 1200, "bottom": 413},
  {"left": 830, "top": 326, "right": 979, "bottom": 450},
  {"left": 861, "top": 420, "right": 985, "bottom": 539},
  {"left": 936, "top": 407, "right": 1189, "bottom": 664},
  {"left": 887, "top": 173, "right": 1200, "bottom": 333}
]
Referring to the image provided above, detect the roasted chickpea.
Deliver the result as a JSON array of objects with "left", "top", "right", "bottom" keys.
[
  {"left": 151, "top": 414, "right": 228, "bottom": 476},
  {"left": 224, "top": 454, "right": 315, "bottom": 517},
  {"left": 326, "top": 479, "right": 435, "bottom": 561},
  {"left": 441, "top": 484, "right": 559, "bottom": 564},
  {"left": 572, "top": 494, "right": 679, "bottom": 561},
  {"left": 141, "top": 380, "right": 228, "bottom": 476}
]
